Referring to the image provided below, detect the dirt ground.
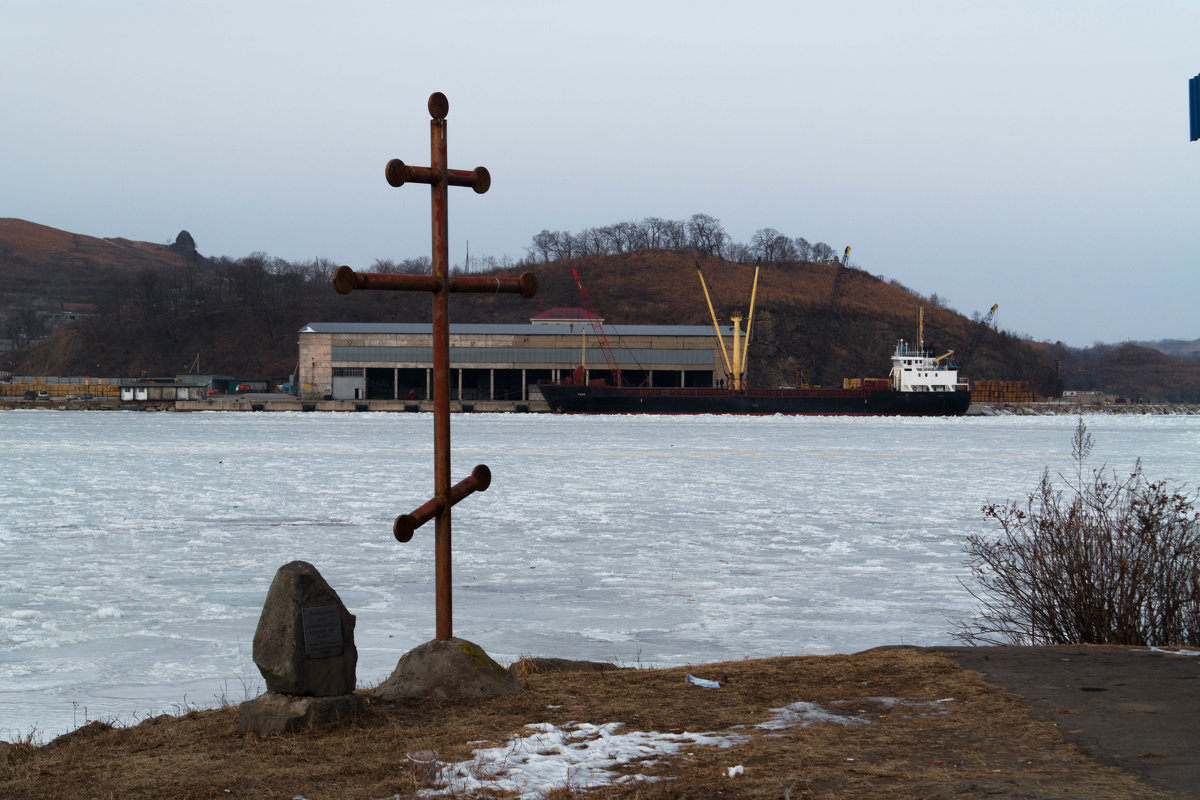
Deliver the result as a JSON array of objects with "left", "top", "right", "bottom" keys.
[{"left": 1, "top": 645, "right": 1195, "bottom": 799}]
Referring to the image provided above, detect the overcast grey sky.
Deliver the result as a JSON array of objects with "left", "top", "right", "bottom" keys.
[{"left": 3, "top": 1, "right": 1197, "bottom": 346}]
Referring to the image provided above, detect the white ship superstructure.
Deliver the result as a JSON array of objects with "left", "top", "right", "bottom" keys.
[{"left": 890, "top": 340, "right": 967, "bottom": 393}]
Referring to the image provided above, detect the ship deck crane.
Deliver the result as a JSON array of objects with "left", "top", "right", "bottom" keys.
[
  {"left": 571, "top": 268, "right": 623, "bottom": 387},
  {"left": 917, "top": 307, "right": 956, "bottom": 365},
  {"left": 696, "top": 260, "right": 760, "bottom": 390}
]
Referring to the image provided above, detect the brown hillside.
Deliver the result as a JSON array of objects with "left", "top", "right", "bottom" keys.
[
  {"left": 0, "top": 218, "right": 188, "bottom": 272},
  {"left": 507, "top": 252, "right": 1060, "bottom": 393},
  {"left": 0, "top": 238, "right": 1063, "bottom": 394},
  {"left": 0, "top": 218, "right": 193, "bottom": 317},
  {"left": 1034, "top": 341, "right": 1200, "bottom": 403},
  {"left": 5, "top": 220, "right": 1198, "bottom": 400}
]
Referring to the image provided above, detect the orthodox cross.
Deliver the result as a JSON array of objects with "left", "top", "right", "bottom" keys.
[{"left": 333, "top": 92, "right": 536, "bottom": 641}]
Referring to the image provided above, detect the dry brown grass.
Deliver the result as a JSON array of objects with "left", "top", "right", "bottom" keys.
[{"left": 0, "top": 647, "right": 1170, "bottom": 800}]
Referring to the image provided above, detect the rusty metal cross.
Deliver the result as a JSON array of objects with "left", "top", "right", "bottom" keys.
[{"left": 333, "top": 91, "right": 536, "bottom": 641}]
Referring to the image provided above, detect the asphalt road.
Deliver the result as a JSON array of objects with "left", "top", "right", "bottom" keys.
[{"left": 927, "top": 645, "right": 1200, "bottom": 799}]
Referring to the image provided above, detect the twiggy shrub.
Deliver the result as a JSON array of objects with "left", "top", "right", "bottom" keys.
[{"left": 956, "top": 417, "right": 1200, "bottom": 646}]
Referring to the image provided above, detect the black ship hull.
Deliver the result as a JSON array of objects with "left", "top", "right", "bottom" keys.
[{"left": 537, "top": 383, "right": 971, "bottom": 416}]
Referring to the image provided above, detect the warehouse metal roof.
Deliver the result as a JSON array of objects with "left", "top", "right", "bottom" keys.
[{"left": 299, "top": 321, "right": 730, "bottom": 336}]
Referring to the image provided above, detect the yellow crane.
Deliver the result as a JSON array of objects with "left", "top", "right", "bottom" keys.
[{"left": 696, "top": 260, "right": 760, "bottom": 390}]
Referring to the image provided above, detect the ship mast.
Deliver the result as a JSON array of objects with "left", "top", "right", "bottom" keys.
[{"left": 731, "top": 312, "right": 743, "bottom": 389}]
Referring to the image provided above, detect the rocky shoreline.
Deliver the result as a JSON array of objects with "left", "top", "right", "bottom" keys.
[{"left": 969, "top": 401, "right": 1200, "bottom": 416}]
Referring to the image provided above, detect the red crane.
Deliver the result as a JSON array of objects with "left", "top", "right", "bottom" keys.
[{"left": 571, "top": 268, "right": 623, "bottom": 387}]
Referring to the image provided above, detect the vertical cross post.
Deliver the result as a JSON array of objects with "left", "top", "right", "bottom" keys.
[{"left": 333, "top": 92, "right": 536, "bottom": 641}]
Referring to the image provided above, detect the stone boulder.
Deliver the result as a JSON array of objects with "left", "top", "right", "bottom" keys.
[
  {"left": 169, "top": 229, "right": 197, "bottom": 255},
  {"left": 372, "top": 637, "right": 521, "bottom": 700},
  {"left": 251, "top": 561, "right": 357, "bottom": 697},
  {"left": 237, "top": 691, "right": 365, "bottom": 736}
]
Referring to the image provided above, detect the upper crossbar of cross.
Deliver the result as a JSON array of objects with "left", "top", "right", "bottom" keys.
[{"left": 333, "top": 91, "right": 536, "bottom": 641}]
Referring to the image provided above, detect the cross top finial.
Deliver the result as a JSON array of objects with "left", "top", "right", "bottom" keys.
[
  {"left": 428, "top": 91, "right": 449, "bottom": 120},
  {"left": 383, "top": 94, "right": 491, "bottom": 194}
]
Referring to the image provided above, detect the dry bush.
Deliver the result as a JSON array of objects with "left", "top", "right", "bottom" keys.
[{"left": 957, "top": 417, "right": 1200, "bottom": 646}]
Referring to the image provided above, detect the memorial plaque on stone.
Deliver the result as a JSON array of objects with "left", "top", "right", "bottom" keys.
[
  {"left": 252, "top": 561, "right": 358, "bottom": 698},
  {"left": 302, "top": 605, "right": 344, "bottom": 659}
]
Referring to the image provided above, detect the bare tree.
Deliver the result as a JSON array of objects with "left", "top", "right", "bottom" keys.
[
  {"left": 627, "top": 220, "right": 651, "bottom": 251},
  {"left": 595, "top": 221, "right": 634, "bottom": 254},
  {"left": 529, "top": 230, "right": 558, "bottom": 263},
  {"left": 662, "top": 219, "right": 688, "bottom": 249},
  {"left": 400, "top": 256, "right": 433, "bottom": 275},
  {"left": 568, "top": 230, "right": 595, "bottom": 257},
  {"left": 3, "top": 308, "right": 47, "bottom": 350},
  {"left": 793, "top": 237, "right": 812, "bottom": 261},
  {"left": 687, "top": 213, "right": 727, "bottom": 257},
  {"left": 725, "top": 241, "right": 754, "bottom": 263},
  {"left": 579, "top": 227, "right": 607, "bottom": 256},
  {"left": 751, "top": 228, "right": 798, "bottom": 262},
  {"left": 556, "top": 232, "right": 577, "bottom": 260},
  {"left": 751, "top": 227, "right": 785, "bottom": 260},
  {"left": 774, "top": 236, "right": 797, "bottom": 261},
  {"left": 642, "top": 217, "right": 671, "bottom": 248}
]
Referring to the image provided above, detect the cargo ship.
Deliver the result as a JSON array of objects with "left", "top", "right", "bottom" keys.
[
  {"left": 537, "top": 339, "right": 970, "bottom": 415},
  {"left": 537, "top": 263, "right": 971, "bottom": 416}
]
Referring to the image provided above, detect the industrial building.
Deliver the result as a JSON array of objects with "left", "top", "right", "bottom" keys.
[{"left": 296, "top": 315, "right": 731, "bottom": 410}]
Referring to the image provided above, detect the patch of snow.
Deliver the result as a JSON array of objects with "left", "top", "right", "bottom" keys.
[
  {"left": 757, "top": 696, "right": 955, "bottom": 731},
  {"left": 417, "top": 721, "right": 745, "bottom": 800},
  {"left": 756, "top": 701, "right": 871, "bottom": 730},
  {"left": 685, "top": 674, "right": 720, "bottom": 688},
  {"left": 1139, "top": 647, "right": 1200, "bottom": 657}
]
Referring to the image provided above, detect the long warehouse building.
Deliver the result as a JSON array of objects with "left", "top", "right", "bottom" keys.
[{"left": 297, "top": 315, "right": 732, "bottom": 410}]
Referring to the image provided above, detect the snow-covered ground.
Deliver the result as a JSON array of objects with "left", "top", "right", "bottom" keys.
[{"left": 1, "top": 410, "right": 1195, "bottom": 742}]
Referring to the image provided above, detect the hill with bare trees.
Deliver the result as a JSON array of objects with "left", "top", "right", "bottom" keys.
[{"left": 3, "top": 218, "right": 1198, "bottom": 401}]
